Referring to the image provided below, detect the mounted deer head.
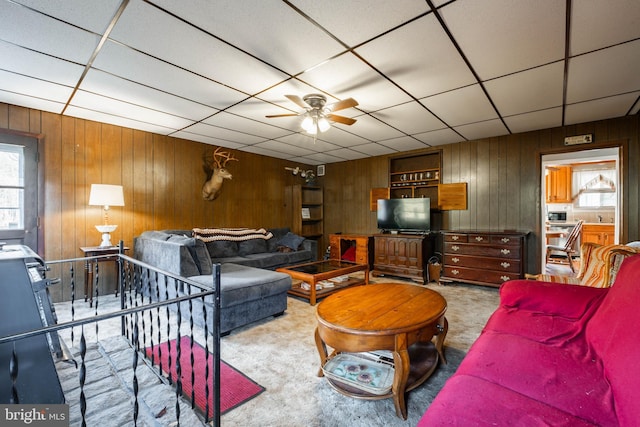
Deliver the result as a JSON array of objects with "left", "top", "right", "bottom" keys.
[{"left": 202, "top": 147, "right": 238, "bottom": 201}]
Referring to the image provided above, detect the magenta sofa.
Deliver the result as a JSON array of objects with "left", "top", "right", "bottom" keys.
[{"left": 419, "top": 254, "right": 640, "bottom": 426}]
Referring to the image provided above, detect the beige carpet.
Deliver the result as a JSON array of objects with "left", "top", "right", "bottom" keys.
[{"left": 220, "top": 274, "right": 500, "bottom": 426}]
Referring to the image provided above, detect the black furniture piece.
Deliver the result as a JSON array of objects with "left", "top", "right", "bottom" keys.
[{"left": 0, "top": 245, "right": 64, "bottom": 404}]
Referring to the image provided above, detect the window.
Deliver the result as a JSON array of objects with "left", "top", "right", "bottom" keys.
[
  {"left": 0, "top": 143, "right": 25, "bottom": 229},
  {"left": 573, "top": 164, "right": 617, "bottom": 208}
]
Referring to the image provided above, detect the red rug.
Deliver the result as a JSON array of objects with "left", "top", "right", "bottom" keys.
[{"left": 145, "top": 336, "right": 265, "bottom": 417}]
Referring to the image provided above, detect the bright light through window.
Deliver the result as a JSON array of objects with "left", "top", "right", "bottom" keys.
[{"left": 0, "top": 143, "right": 25, "bottom": 229}]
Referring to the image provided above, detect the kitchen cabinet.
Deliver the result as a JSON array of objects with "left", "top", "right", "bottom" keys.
[
  {"left": 545, "top": 166, "right": 572, "bottom": 203},
  {"left": 582, "top": 223, "right": 615, "bottom": 245}
]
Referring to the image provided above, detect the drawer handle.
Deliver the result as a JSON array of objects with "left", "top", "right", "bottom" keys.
[
  {"left": 501, "top": 238, "right": 511, "bottom": 243},
  {"left": 452, "top": 257, "right": 460, "bottom": 263},
  {"left": 451, "top": 269, "right": 460, "bottom": 275},
  {"left": 452, "top": 236, "right": 459, "bottom": 241},
  {"left": 501, "top": 262, "right": 511, "bottom": 269},
  {"left": 501, "top": 249, "right": 511, "bottom": 255},
  {"left": 451, "top": 245, "right": 460, "bottom": 251},
  {"left": 475, "top": 236, "right": 484, "bottom": 242},
  {"left": 500, "top": 275, "right": 510, "bottom": 282}
]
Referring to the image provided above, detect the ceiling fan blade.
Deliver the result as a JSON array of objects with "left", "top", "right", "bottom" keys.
[
  {"left": 327, "top": 114, "right": 356, "bottom": 125},
  {"left": 328, "top": 97, "right": 358, "bottom": 112},
  {"left": 265, "top": 113, "right": 300, "bottom": 118},
  {"left": 285, "top": 94, "right": 310, "bottom": 109}
]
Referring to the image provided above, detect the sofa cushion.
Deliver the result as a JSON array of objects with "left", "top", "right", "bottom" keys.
[
  {"left": 166, "top": 234, "right": 212, "bottom": 275},
  {"left": 586, "top": 254, "right": 640, "bottom": 427},
  {"left": 277, "top": 232, "right": 305, "bottom": 250},
  {"left": 206, "top": 240, "right": 238, "bottom": 258},
  {"left": 238, "top": 238, "right": 268, "bottom": 256},
  {"left": 187, "top": 263, "right": 291, "bottom": 309},
  {"left": 454, "top": 330, "right": 616, "bottom": 426},
  {"left": 418, "top": 375, "right": 599, "bottom": 427}
]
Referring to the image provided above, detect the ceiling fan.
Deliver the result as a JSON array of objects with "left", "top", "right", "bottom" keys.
[{"left": 266, "top": 94, "right": 358, "bottom": 135}]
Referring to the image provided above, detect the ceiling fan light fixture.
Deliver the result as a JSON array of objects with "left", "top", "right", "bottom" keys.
[
  {"left": 301, "top": 115, "right": 314, "bottom": 133},
  {"left": 317, "top": 117, "right": 330, "bottom": 132}
]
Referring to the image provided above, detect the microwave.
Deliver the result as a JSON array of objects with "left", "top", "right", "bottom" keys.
[{"left": 548, "top": 211, "right": 567, "bottom": 222}]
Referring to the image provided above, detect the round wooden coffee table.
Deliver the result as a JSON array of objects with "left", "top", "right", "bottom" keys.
[{"left": 314, "top": 283, "right": 448, "bottom": 420}]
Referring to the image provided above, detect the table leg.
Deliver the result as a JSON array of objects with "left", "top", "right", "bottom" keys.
[
  {"left": 435, "top": 317, "right": 448, "bottom": 364},
  {"left": 392, "top": 333, "right": 410, "bottom": 420},
  {"left": 310, "top": 279, "right": 317, "bottom": 306},
  {"left": 314, "top": 327, "right": 328, "bottom": 377}
]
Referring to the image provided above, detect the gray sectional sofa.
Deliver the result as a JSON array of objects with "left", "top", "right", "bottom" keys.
[{"left": 134, "top": 227, "right": 317, "bottom": 334}]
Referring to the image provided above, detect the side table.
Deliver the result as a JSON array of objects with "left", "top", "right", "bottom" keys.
[{"left": 79, "top": 246, "right": 128, "bottom": 307}]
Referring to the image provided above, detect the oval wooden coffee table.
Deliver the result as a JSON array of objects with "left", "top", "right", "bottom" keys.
[{"left": 314, "top": 283, "right": 448, "bottom": 420}]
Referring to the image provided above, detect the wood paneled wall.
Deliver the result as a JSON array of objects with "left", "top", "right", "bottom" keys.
[
  {"left": 323, "top": 115, "right": 640, "bottom": 275},
  {"left": 1, "top": 101, "right": 638, "bottom": 296},
  {"left": 0, "top": 103, "right": 303, "bottom": 300}
]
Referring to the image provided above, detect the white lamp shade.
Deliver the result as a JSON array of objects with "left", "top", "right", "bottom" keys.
[{"left": 89, "top": 184, "right": 125, "bottom": 207}]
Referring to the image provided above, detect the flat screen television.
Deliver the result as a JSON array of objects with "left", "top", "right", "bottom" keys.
[{"left": 377, "top": 198, "right": 431, "bottom": 233}]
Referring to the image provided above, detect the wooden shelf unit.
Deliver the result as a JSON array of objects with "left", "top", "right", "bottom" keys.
[
  {"left": 329, "top": 234, "right": 373, "bottom": 268},
  {"left": 292, "top": 185, "right": 324, "bottom": 239},
  {"left": 389, "top": 151, "right": 441, "bottom": 209}
]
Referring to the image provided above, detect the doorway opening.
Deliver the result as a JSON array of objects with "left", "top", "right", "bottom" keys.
[{"left": 541, "top": 147, "right": 620, "bottom": 275}]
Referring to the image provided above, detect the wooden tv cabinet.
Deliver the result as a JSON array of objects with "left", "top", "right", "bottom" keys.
[{"left": 372, "top": 233, "right": 435, "bottom": 284}]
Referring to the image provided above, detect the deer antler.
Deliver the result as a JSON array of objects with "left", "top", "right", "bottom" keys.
[{"left": 212, "top": 147, "right": 238, "bottom": 168}]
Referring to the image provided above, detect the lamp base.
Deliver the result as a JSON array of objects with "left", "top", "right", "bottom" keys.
[{"left": 95, "top": 224, "right": 118, "bottom": 247}]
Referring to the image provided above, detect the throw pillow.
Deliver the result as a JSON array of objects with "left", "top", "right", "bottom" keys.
[
  {"left": 206, "top": 240, "right": 238, "bottom": 258},
  {"left": 277, "top": 232, "right": 305, "bottom": 251}
]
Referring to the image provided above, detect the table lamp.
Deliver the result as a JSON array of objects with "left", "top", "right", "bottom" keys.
[{"left": 89, "top": 184, "right": 125, "bottom": 247}]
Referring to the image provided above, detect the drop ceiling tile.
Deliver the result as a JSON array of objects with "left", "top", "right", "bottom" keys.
[
  {"left": 377, "top": 136, "right": 430, "bottom": 152},
  {"left": 565, "top": 92, "right": 640, "bottom": 125},
  {"left": 503, "top": 108, "right": 562, "bottom": 134},
  {"left": 297, "top": 53, "right": 413, "bottom": 111},
  {"left": 485, "top": 62, "right": 564, "bottom": 116},
  {"left": 70, "top": 90, "right": 194, "bottom": 130},
  {"left": 322, "top": 148, "right": 371, "bottom": 161},
  {"left": 439, "top": 0, "right": 565, "bottom": 80},
  {"left": 152, "top": 0, "right": 346, "bottom": 74},
  {"left": 241, "top": 145, "right": 294, "bottom": 160},
  {"left": 311, "top": 128, "right": 371, "bottom": 148},
  {"left": 0, "top": 70, "right": 73, "bottom": 103},
  {"left": 181, "top": 123, "right": 265, "bottom": 145},
  {"left": 349, "top": 143, "right": 396, "bottom": 157},
  {"left": 275, "top": 134, "right": 343, "bottom": 153},
  {"left": 0, "top": 90, "right": 65, "bottom": 115},
  {"left": 13, "top": 0, "right": 123, "bottom": 33},
  {"left": 412, "top": 128, "right": 463, "bottom": 146},
  {"left": 65, "top": 106, "right": 180, "bottom": 135},
  {"left": 371, "top": 101, "right": 445, "bottom": 135},
  {"left": 82, "top": 70, "right": 219, "bottom": 120},
  {"left": 93, "top": 41, "right": 248, "bottom": 109},
  {"left": 290, "top": 0, "right": 429, "bottom": 47},
  {"left": 420, "top": 85, "right": 497, "bottom": 127},
  {"left": 0, "top": 1, "right": 101, "bottom": 63},
  {"left": 566, "top": 41, "right": 640, "bottom": 103},
  {"left": 0, "top": 41, "right": 85, "bottom": 86},
  {"left": 109, "top": 0, "right": 288, "bottom": 95},
  {"left": 356, "top": 13, "right": 476, "bottom": 99},
  {"left": 202, "top": 111, "right": 293, "bottom": 140},
  {"left": 454, "top": 119, "right": 509, "bottom": 141},
  {"left": 298, "top": 152, "right": 347, "bottom": 164},
  {"left": 342, "top": 115, "right": 404, "bottom": 141},
  {"left": 170, "top": 130, "right": 244, "bottom": 149},
  {"left": 251, "top": 140, "right": 315, "bottom": 157},
  {"left": 571, "top": 0, "right": 640, "bottom": 55}
]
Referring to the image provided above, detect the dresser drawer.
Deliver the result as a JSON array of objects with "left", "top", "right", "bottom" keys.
[
  {"left": 444, "top": 242, "right": 520, "bottom": 259},
  {"left": 467, "top": 233, "right": 491, "bottom": 244},
  {"left": 444, "top": 254, "right": 521, "bottom": 273},
  {"left": 444, "top": 233, "right": 467, "bottom": 243},
  {"left": 442, "top": 266, "right": 521, "bottom": 284},
  {"left": 490, "top": 235, "right": 522, "bottom": 246}
]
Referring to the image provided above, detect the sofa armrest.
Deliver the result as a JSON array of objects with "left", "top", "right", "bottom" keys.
[
  {"left": 301, "top": 238, "right": 318, "bottom": 261},
  {"left": 499, "top": 279, "right": 607, "bottom": 319},
  {"left": 134, "top": 237, "right": 201, "bottom": 277}
]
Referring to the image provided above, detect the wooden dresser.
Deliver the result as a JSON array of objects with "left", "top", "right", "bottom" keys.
[
  {"left": 440, "top": 230, "right": 528, "bottom": 288},
  {"left": 372, "top": 233, "right": 435, "bottom": 284}
]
